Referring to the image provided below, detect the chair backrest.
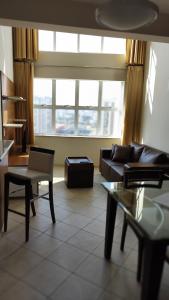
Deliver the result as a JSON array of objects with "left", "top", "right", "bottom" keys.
[
  {"left": 123, "top": 169, "right": 164, "bottom": 189},
  {"left": 28, "top": 147, "right": 55, "bottom": 177}
]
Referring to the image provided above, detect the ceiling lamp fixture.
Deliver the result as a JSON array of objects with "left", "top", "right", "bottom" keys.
[{"left": 95, "top": 0, "right": 159, "bottom": 31}]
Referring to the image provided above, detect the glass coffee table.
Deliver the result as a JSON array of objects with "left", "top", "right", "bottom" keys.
[{"left": 102, "top": 181, "right": 169, "bottom": 300}]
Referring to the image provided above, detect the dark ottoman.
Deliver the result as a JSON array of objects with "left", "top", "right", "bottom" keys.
[{"left": 64, "top": 156, "right": 94, "bottom": 188}]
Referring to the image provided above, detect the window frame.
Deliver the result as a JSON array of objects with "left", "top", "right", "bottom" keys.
[
  {"left": 38, "top": 30, "right": 126, "bottom": 55},
  {"left": 34, "top": 78, "right": 124, "bottom": 137}
]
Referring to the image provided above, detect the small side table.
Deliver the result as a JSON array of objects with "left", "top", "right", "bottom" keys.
[{"left": 64, "top": 156, "right": 94, "bottom": 188}]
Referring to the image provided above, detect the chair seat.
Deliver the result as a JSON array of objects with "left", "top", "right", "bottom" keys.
[{"left": 8, "top": 167, "right": 51, "bottom": 182}]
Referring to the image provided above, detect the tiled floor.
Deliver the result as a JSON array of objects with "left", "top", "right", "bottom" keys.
[{"left": 0, "top": 167, "right": 169, "bottom": 300}]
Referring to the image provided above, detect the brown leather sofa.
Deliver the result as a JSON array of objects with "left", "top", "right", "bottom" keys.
[{"left": 99, "top": 142, "right": 169, "bottom": 182}]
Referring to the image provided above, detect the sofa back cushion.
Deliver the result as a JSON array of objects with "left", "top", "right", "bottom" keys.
[
  {"left": 130, "top": 142, "right": 144, "bottom": 162},
  {"left": 139, "top": 147, "right": 167, "bottom": 164},
  {"left": 112, "top": 145, "right": 132, "bottom": 163}
]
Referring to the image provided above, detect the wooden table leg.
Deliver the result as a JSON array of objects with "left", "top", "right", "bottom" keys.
[
  {"left": 104, "top": 193, "right": 117, "bottom": 259},
  {"left": 141, "top": 240, "right": 166, "bottom": 300}
]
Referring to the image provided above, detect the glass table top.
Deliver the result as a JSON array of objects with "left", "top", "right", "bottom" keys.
[
  {"left": 102, "top": 181, "right": 169, "bottom": 241},
  {"left": 0, "top": 140, "right": 14, "bottom": 161}
]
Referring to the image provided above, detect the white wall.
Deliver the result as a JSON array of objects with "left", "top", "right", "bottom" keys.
[
  {"left": 0, "top": 26, "right": 13, "bottom": 81},
  {"left": 141, "top": 41, "right": 169, "bottom": 152},
  {"left": 35, "top": 136, "right": 120, "bottom": 166}
]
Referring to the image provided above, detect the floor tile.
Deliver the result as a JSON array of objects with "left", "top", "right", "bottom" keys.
[
  {"left": 84, "top": 220, "right": 105, "bottom": 237},
  {"left": 30, "top": 214, "right": 55, "bottom": 232},
  {"left": 75, "top": 254, "right": 118, "bottom": 288},
  {"left": 1, "top": 167, "right": 169, "bottom": 300},
  {"left": 63, "top": 213, "right": 92, "bottom": 228},
  {"left": 25, "top": 233, "right": 62, "bottom": 257},
  {"left": 106, "top": 267, "right": 141, "bottom": 300},
  {"left": 48, "top": 242, "right": 88, "bottom": 271},
  {"left": 8, "top": 211, "right": 25, "bottom": 224},
  {"left": 24, "top": 259, "right": 70, "bottom": 296},
  {"left": 91, "top": 198, "right": 107, "bottom": 209},
  {"left": 93, "top": 241, "right": 130, "bottom": 266},
  {"left": 68, "top": 229, "right": 103, "bottom": 252},
  {"left": 123, "top": 249, "right": 138, "bottom": 273},
  {"left": 6, "top": 224, "right": 41, "bottom": 245},
  {"left": 46, "top": 222, "right": 80, "bottom": 241},
  {"left": 50, "top": 274, "right": 102, "bottom": 300},
  {"left": 0, "top": 236, "right": 20, "bottom": 261},
  {"left": 96, "top": 291, "right": 123, "bottom": 300},
  {"left": 0, "top": 282, "right": 46, "bottom": 300},
  {"left": 53, "top": 206, "right": 72, "bottom": 221},
  {"left": 96, "top": 211, "right": 106, "bottom": 223},
  {"left": 162, "top": 263, "right": 169, "bottom": 287},
  {"left": 160, "top": 284, "right": 169, "bottom": 300},
  {"left": 0, "top": 269, "right": 18, "bottom": 296},
  {"left": 113, "top": 225, "right": 137, "bottom": 249},
  {"left": 0, "top": 247, "right": 43, "bottom": 278},
  {"left": 70, "top": 205, "right": 103, "bottom": 219},
  {"left": 5, "top": 218, "right": 21, "bottom": 232}
]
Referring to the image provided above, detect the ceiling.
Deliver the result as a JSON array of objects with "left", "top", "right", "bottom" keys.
[
  {"left": 74, "top": 0, "right": 169, "bottom": 14},
  {"left": 0, "top": 0, "right": 169, "bottom": 43}
]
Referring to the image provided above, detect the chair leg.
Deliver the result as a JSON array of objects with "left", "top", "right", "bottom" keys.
[
  {"left": 137, "top": 238, "right": 144, "bottom": 282},
  {"left": 31, "top": 202, "right": 36, "bottom": 216},
  {"left": 4, "top": 175, "right": 9, "bottom": 232},
  {"left": 30, "top": 184, "right": 36, "bottom": 216},
  {"left": 25, "top": 183, "right": 31, "bottom": 242},
  {"left": 120, "top": 213, "right": 128, "bottom": 251},
  {"left": 49, "top": 181, "right": 56, "bottom": 223}
]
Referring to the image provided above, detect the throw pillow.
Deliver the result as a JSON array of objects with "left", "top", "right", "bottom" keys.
[
  {"left": 139, "top": 147, "right": 167, "bottom": 163},
  {"left": 130, "top": 142, "right": 145, "bottom": 162},
  {"left": 112, "top": 145, "right": 132, "bottom": 163}
]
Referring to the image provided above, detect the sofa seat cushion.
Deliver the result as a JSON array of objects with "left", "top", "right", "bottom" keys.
[
  {"left": 131, "top": 142, "right": 145, "bottom": 162},
  {"left": 139, "top": 147, "right": 167, "bottom": 164},
  {"left": 112, "top": 145, "right": 132, "bottom": 163}
]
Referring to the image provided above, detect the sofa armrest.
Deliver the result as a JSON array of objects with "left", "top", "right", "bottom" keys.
[
  {"left": 124, "top": 162, "right": 161, "bottom": 171},
  {"left": 100, "top": 148, "right": 112, "bottom": 159}
]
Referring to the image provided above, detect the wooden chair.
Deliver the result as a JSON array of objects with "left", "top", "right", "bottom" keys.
[{"left": 4, "top": 146, "right": 56, "bottom": 242}]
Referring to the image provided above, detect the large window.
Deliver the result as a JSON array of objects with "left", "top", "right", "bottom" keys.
[
  {"left": 34, "top": 79, "right": 124, "bottom": 137},
  {"left": 39, "top": 30, "right": 126, "bottom": 54}
]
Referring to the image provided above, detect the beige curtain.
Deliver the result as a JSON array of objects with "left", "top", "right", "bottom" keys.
[
  {"left": 13, "top": 28, "right": 38, "bottom": 61},
  {"left": 14, "top": 62, "right": 34, "bottom": 145},
  {"left": 13, "top": 27, "right": 38, "bottom": 145},
  {"left": 122, "top": 39, "right": 146, "bottom": 145}
]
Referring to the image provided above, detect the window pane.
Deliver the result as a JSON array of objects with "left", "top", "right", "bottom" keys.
[
  {"left": 100, "top": 111, "right": 113, "bottom": 136},
  {"left": 39, "top": 30, "right": 54, "bottom": 51},
  {"left": 103, "top": 37, "right": 126, "bottom": 54},
  {"left": 56, "top": 32, "right": 78, "bottom": 52},
  {"left": 34, "top": 79, "right": 52, "bottom": 105},
  {"left": 55, "top": 109, "right": 75, "bottom": 135},
  {"left": 34, "top": 108, "right": 53, "bottom": 135},
  {"left": 112, "top": 110, "right": 123, "bottom": 137},
  {"left": 78, "top": 110, "right": 97, "bottom": 136},
  {"left": 56, "top": 80, "right": 75, "bottom": 106},
  {"left": 79, "top": 80, "right": 99, "bottom": 106},
  {"left": 102, "top": 81, "right": 124, "bottom": 108},
  {"left": 79, "top": 34, "right": 101, "bottom": 53},
  {"left": 100, "top": 110, "right": 122, "bottom": 137}
]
